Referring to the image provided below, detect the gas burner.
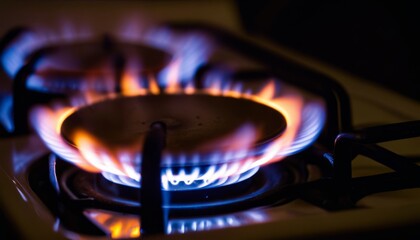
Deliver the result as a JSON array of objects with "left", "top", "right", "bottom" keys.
[
  {"left": 0, "top": 21, "right": 342, "bottom": 238},
  {"left": 30, "top": 79, "right": 325, "bottom": 190},
  {"left": 0, "top": 20, "right": 328, "bottom": 238},
  {"left": 18, "top": 24, "right": 326, "bottom": 191}
]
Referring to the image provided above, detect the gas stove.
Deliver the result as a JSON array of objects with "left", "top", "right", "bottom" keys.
[{"left": 1, "top": 2, "right": 420, "bottom": 239}]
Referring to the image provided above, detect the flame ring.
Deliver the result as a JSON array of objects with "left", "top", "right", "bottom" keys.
[{"left": 31, "top": 79, "right": 325, "bottom": 191}]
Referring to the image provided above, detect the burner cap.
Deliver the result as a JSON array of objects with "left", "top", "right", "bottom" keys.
[{"left": 60, "top": 94, "right": 286, "bottom": 153}]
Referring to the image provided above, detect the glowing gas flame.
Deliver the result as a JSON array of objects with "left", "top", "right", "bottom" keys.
[
  {"left": 31, "top": 74, "right": 325, "bottom": 190},
  {"left": 73, "top": 130, "right": 139, "bottom": 178}
]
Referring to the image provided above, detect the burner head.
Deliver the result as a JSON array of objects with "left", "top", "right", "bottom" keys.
[{"left": 60, "top": 94, "right": 286, "bottom": 155}]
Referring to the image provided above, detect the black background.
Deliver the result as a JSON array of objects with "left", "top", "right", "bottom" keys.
[{"left": 237, "top": 0, "right": 420, "bottom": 101}]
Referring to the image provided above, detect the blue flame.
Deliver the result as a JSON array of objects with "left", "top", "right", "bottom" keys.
[
  {"left": 101, "top": 166, "right": 259, "bottom": 191},
  {"left": 0, "top": 94, "right": 13, "bottom": 132},
  {"left": 26, "top": 74, "right": 114, "bottom": 93},
  {"left": 1, "top": 24, "right": 92, "bottom": 79},
  {"left": 1, "top": 32, "right": 37, "bottom": 77},
  {"left": 1, "top": 24, "right": 211, "bottom": 98},
  {"left": 277, "top": 102, "right": 326, "bottom": 157},
  {"left": 117, "top": 23, "right": 212, "bottom": 86},
  {"left": 154, "top": 32, "right": 211, "bottom": 85}
]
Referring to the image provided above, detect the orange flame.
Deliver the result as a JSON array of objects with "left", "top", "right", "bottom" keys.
[
  {"left": 164, "top": 59, "right": 182, "bottom": 94},
  {"left": 257, "top": 79, "right": 276, "bottom": 100},
  {"left": 73, "top": 129, "right": 141, "bottom": 180},
  {"left": 148, "top": 75, "right": 160, "bottom": 94},
  {"left": 121, "top": 72, "right": 147, "bottom": 96}
]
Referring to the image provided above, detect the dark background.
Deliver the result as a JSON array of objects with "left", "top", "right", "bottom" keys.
[{"left": 236, "top": 0, "right": 420, "bottom": 101}]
